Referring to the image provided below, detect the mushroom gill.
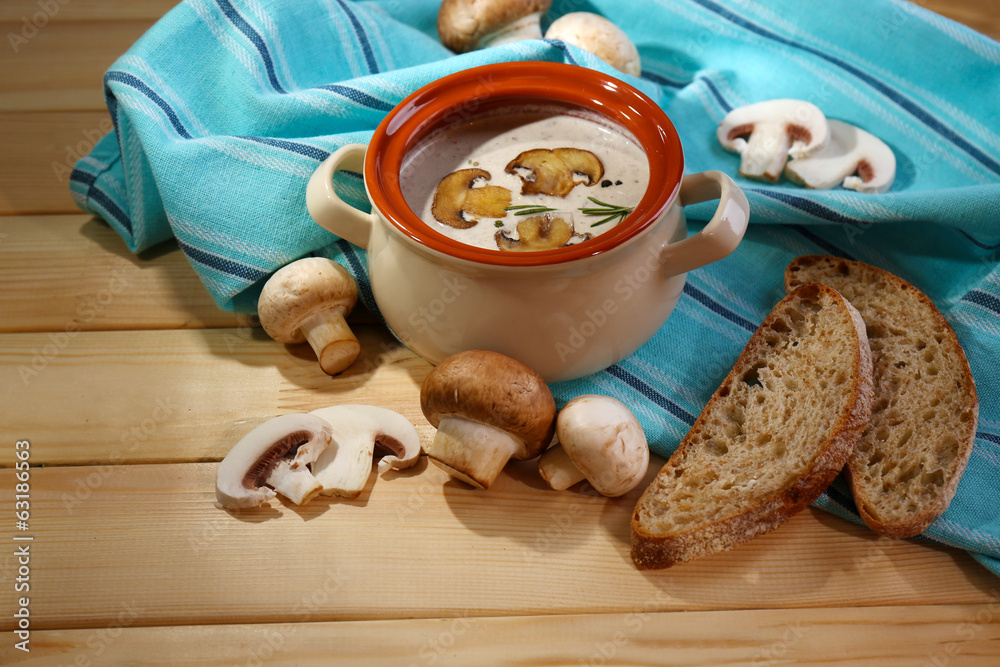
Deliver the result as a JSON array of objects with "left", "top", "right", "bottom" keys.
[
  {"left": 431, "top": 168, "right": 512, "bottom": 229},
  {"left": 242, "top": 430, "right": 314, "bottom": 489}
]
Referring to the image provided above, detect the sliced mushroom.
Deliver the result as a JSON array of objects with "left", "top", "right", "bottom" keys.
[
  {"left": 420, "top": 350, "right": 557, "bottom": 489},
  {"left": 538, "top": 395, "right": 649, "bottom": 497},
  {"left": 215, "top": 413, "right": 333, "bottom": 509},
  {"left": 544, "top": 12, "right": 641, "bottom": 77},
  {"left": 717, "top": 99, "right": 830, "bottom": 182},
  {"left": 495, "top": 214, "right": 590, "bottom": 251},
  {"left": 309, "top": 405, "right": 422, "bottom": 498},
  {"left": 257, "top": 257, "right": 360, "bottom": 376},
  {"left": 505, "top": 148, "right": 604, "bottom": 197},
  {"left": 784, "top": 119, "right": 896, "bottom": 194},
  {"left": 431, "top": 168, "right": 513, "bottom": 229},
  {"left": 438, "top": 0, "right": 552, "bottom": 53}
]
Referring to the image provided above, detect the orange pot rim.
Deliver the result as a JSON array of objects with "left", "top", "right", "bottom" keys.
[{"left": 365, "top": 61, "right": 685, "bottom": 267}]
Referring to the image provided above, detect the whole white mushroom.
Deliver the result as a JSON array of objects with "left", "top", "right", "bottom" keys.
[
  {"left": 544, "top": 12, "right": 641, "bottom": 77},
  {"left": 257, "top": 257, "right": 360, "bottom": 376},
  {"left": 538, "top": 394, "right": 649, "bottom": 497}
]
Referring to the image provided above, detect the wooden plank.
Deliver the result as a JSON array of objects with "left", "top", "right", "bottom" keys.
[
  {"left": 0, "top": 21, "right": 159, "bottom": 112},
  {"left": 0, "top": 0, "right": 996, "bottom": 31},
  {"left": 0, "top": 215, "right": 243, "bottom": 332},
  {"left": 0, "top": 111, "right": 112, "bottom": 214},
  {"left": 920, "top": 0, "right": 1000, "bottom": 40},
  {"left": 0, "top": 1, "right": 179, "bottom": 22},
  {"left": 0, "top": 326, "right": 430, "bottom": 466},
  {"left": 4, "top": 603, "right": 1000, "bottom": 666},
  {"left": 0, "top": 462, "right": 995, "bottom": 632}
]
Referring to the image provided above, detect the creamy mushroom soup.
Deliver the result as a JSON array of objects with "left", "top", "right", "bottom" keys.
[{"left": 400, "top": 107, "right": 650, "bottom": 252}]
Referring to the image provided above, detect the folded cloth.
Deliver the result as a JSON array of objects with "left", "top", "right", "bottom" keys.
[{"left": 72, "top": 0, "right": 1000, "bottom": 574}]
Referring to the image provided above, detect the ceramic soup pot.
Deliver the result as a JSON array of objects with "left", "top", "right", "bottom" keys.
[{"left": 307, "top": 62, "right": 749, "bottom": 383}]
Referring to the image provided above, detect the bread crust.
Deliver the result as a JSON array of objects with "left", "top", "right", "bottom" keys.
[
  {"left": 785, "top": 255, "right": 979, "bottom": 539},
  {"left": 631, "top": 284, "right": 874, "bottom": 569}
]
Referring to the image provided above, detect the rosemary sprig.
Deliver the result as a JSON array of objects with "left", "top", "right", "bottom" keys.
[
  {"left": 580, "top": 197, "right": 633, "bottom": 227},
  {"left": 504, "top": 204, "right": 557, "bottom": 216}
]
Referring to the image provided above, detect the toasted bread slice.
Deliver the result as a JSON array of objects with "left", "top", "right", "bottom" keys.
[
  {"left": 785, "top": 255, "right": 978, "bottom": 539},
  {"left": 631, "top": 284, "right": 874, "bottom": 569}
]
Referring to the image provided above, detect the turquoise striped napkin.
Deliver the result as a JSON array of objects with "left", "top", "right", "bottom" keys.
[{"left": 71, "top": 0, "right": 1000, "bottom": 574}]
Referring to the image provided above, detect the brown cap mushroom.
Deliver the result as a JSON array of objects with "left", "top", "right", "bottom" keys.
[
  {"left": 544, "top": 13, "right": 641, "bottom": 77},
  {"left": 420, "top": 350, "right": 557, "bottom": 489},
  {"left": 784, "top": 119, "right": 896, "bottom": 193},
  {"left": 432, "top": 168, "right": 512, "bottom": 229},
  {"left": 505, "top": 148, "right": 604, "bottom": 197},
  {"left": 257, "top": 257, "right": 360, "bottom": 376},
  {"left": 495, "top": 213, "right": 589, "bottom": 251},
  {"left": 438, "top": 0, "right": 552, "bottom": 53},
  {"left": 538, "top": 395, "right": 649, "bottom": 497},
  {"left": 717, "top": 99, "right": 830, "bottom": 182},
  {"left": 215, "top": 413, "right": 333, "bottom": 509}
]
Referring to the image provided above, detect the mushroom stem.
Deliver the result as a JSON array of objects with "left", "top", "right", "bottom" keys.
[
  {"left": 265, "top": 459, "right": 324, "bottom": 505},
  {"left": 481, "top": 12, "right": 544, "bottom": 47},
  {"left": 309, "top": 404, "right": 422, "bottom": 497},
  {"left": 537, "top": 444, "right": 586, "bottom": 491},
  {"left": 740, "top": 124, "right": 794, "bottom": 181},
  {"left": 313, "top": 434, "right": 375, "bottom": 499},
  {"left": 300, "top": 307, "right": 361, "bottom": 375},
  {"left": 425, "top": 416, "right": 524, "bottom": 489}
]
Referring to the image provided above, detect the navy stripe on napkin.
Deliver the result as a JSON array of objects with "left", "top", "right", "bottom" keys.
[
  {"left": 178, "top": 239, "right": 268, "bottom": 283},
  {"left": 642, "top": 71, "right": 687, "bottom": 89},
  {"left": 605, "top": 364, "right": 697, "bottom": 426},
  {"left": 88, "top": 184, "right": 134, "bottom": 236},
  {"left": 336, "top": 241, "right": 379, "bottom": 316},
  {"left": 683, "top": 283, "right": 758, "bottom": 332},
  {"left": 335, "top": 0, "right": 379, "bottom": 74},
  {"left": 959, "top": 230, "right": 1000, "bottom": 251},
  {"left": 700, "top": 76, "right": 734, "bottom": 112},
  {"left": 318, "top": 84, "right": 394, "bottom": 111},
  {"left": 70, "top": 167, "right": 132, "bottom": 234},
  {"left": 962, "top": 289, "right": 1000, "bottom": 315},
  {"left": 543, "top": 39, "right": 580, "bottom": 66},
  {"left": 69, "top": 168, "right": 97, "bottom": 187},
  {"left": 215, "top": 0, "right": 287, "bottom": 93},
  {"left": 105, "top": 71, "right": 193, "bottom": 139},
  {"left": 749, "top": 189, "right": 869, "bottom": 226},
  {"left": 239, "top": 136, "right": 331, "bottom": 162},
  {"left": 790, "top": 225, "right": 856, "bottom": 260}
]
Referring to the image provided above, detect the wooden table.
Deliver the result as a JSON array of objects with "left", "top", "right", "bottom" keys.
[{"left": 2, "top": 2, "right": 999, "bottom": 664}]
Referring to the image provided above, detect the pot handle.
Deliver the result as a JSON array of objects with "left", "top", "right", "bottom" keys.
[
  {"left": 659, "top": 170, "right": 750, "bottom": 276},
  {"left": 306, "top": 143, "right": 373, "bottom": 250}
]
